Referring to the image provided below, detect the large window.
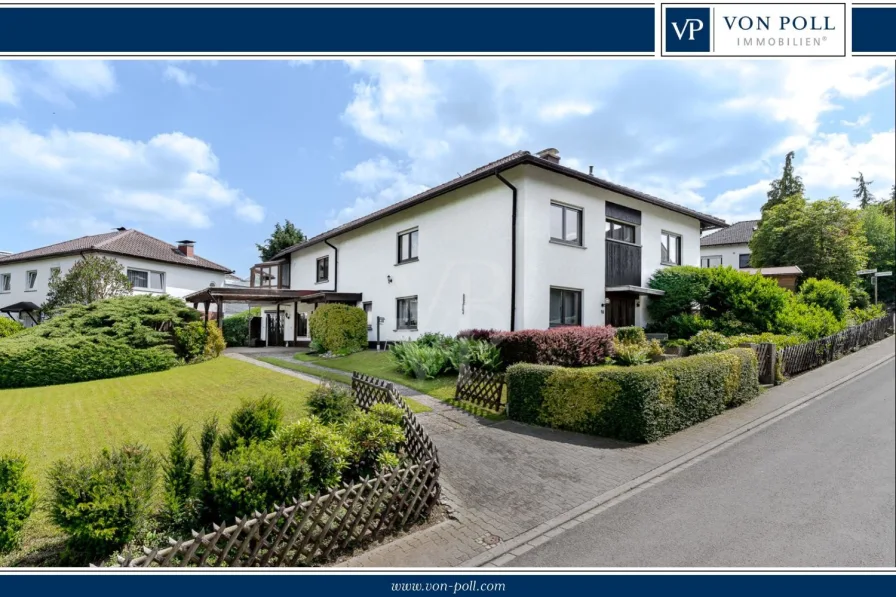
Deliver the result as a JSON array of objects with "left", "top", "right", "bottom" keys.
[
  {"left": 396, "top": 296, "right": 418, "bottom": 330},
  {"left": 606, "top": 220, "right": 636, "bottom": 243},
  {"left": 660, "top": 231, "right": 681, "bottom": 265},
  {"left": 549, "top": 287, "right": 582, "bottom": 327},
  {"left": 25, "top": 270, "right": 37, "bottom": 291},
  {"left": 739, "top": 253, "right": 752, "bottom": 269},
  {"left": 701, "top": 255, "right": 722, "bottom": 268},
  {"left": 316, "top": 256, "right": 329, "bottom": 283},
  {"left": 550, "top": 202, "right": 583, "bottom": 246},
  {"left": 127, "top": 268, "right": 165, "bottom": 291},
  {"left": 0, "top": 273, "right": 10, "bottom": 292},
  {"left": 397, "top": 229, "right": 419, "bottom": 264}
]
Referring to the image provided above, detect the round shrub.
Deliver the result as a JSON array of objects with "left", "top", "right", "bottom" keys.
[
  {"left": 797, "top": 278, "right": 850, "bottom": 321},
  {"left": 776, "top": 300, "right": 845, "bottom": 340},
  {"left": 0, "top": 318, "right": 23, "bottom": 339},
  {"left": 615, "top": 326, "right": 646, "bottom": 345},
  {"left": 274, "top": 418, "right": 351, "bottom": 492},
  {"left": 308, "top": 304, "right": 367, "bottom": 354},
  {"left": 343, "top": 410, "right": 406, "bottom": 478},
  {"left": 646, "top": 266, "right": 712, "bottom": 321},
  {"left": 219, "top": 396, "right": 283, "bottom": 455},
  {"left": 174, "top": 321, "right": 226, "bottom": 362},
  {"left": 687, "top": 330, "right": 730, "bottom": 354},
  {"left": 0, "top": 454, "right": 36, "bottom": 554},
  {"left": 307, "top": 383, "right": 356, "bottom": 424},
  {"left": 48, "top": 445, "right": 157, "bottom": 562}
]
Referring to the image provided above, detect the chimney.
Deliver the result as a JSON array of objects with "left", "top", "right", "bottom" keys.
[
  {"left": 177, "top": 240, "right": 196, "bottom": 258},
  {"left": 536, "top": 147, "right": 561, "bottom": 164},
  {"left": 115, "top": 227, "right": 127, "bottom": 232}
]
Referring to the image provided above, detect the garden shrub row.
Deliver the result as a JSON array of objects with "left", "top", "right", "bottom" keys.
[
  {"left": 457, "top": 325, "right": 616, "bottom": 368},
  {"left": 0, "top": 295, "right": 224, "bottom": 389},
  {"left": 507, "top": 348, "right": 759, "bottom": 443}
]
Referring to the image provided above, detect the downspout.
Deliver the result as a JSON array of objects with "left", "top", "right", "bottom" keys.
[
  {"left": 495, "top": 172, "right": 517, "bottom": 331},
  {"left": 324, "top": 239, "right": 338, "bottom": 292}
]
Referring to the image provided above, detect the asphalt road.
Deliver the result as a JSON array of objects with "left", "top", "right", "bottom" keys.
[{"left": 509, "top": 359, "right": 896, "bottom": 567}]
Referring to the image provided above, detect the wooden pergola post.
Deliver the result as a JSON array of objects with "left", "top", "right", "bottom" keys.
[
  {"left": 217, "top": 297, "right": 224, "bottom": 330},
  {"left": 203, "top": 301, "right": 210, "bottom": 331}
]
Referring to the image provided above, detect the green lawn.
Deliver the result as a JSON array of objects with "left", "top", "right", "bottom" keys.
[
  {"left": 255, "top": 356, "right": 431, "bottom": 414},
  {"left": 0, "top": 357, "right": 317, "bottom": 566},
  {"left": 294, "top": 350, "right": 505, "bottom": 420}
]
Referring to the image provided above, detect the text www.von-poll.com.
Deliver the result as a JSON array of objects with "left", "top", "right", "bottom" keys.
[{"left": 391, "top": 581, "right": 507, "bottom": 593}]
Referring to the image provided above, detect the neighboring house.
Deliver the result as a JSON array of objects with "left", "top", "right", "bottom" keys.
[
  {"left": 699, "top": 220, "right": 759, "bottom": 269},
  {"left": 741, "top": 266, "right": 803, "bottom": 292},
  {"left": 186, "top": 148, "right": 727, "bottom": 346},
  {"left": 0, "top": 228, "right": 232, "bottom": 327},
  {"left": 222, "top": 274, "right": 251, "bottom": 316}
]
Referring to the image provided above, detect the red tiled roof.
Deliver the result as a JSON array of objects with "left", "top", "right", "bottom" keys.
[
  {"left": 273, "top": 150, "right": 727, "bottom": 259},
  {"left": 0, "top": 229, "right": 232, "bottom": 273}
]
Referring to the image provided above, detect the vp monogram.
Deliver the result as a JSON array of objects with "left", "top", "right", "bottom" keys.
[{"left": 671, "top": 18, "right": 705, "bottom": 41}]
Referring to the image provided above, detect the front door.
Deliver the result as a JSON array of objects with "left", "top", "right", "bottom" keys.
[
  {"left": 606, "top": 295, "right": 636, "bottom": 328},
  {"left": 266, "top": 313, "right": 285, "bottom": 347}
]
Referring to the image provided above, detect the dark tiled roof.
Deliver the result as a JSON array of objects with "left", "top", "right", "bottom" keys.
[
  {"left": 700, "top": 220, "right": 760, "bottom": 247},
  {"left": 273, "top": 150, "right": 727, "bottom": 259},
  {"left": 0, "top": 229, "right": 232, "bottom": 273}
]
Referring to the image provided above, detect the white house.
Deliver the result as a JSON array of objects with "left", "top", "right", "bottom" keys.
[
  {"left": 699, "top": 220, "right": 758, "bottom": 269},
  {"left": 0, "top": 228, "right": 232, "bottom": 326},
  {"left": 187, "top": 148, "right": 726, "bottom": 346}
]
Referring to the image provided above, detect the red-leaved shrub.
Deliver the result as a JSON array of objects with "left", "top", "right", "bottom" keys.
[
  {"left": 457, "top": 329, "right": 502, "bottom": 342},
  {"left": 491, "top": 326, "right": 616, "bottom": 368}
]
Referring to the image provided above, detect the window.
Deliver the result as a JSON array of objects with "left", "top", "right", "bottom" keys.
[
  {"left": 739, "top": 253, "right": 752, "bottom": 269},
  {"left": 549, "top": 287, "right": 582, "bottom": 327},
  {"left": 316, "top": 256, "right": 329, "bottom": 283},
  {"left": 363, "top": 302, "right": 373, "bottom": 330},
  {"left": 550, "top": 203, "right": 582, "bottom": 245},
  {"left": 396, "top": 296, "right": 418, "bottom": 330},
  {"left": 25, "top": 270, "right": 37, "bottom": 291},
  {"left": 701, "top": 255, "right": 722, "bottom": 268},
  {"left": 127, "top": 269, "right": 165, "bottom": 290},
  {"left": 660, "top": 231, "right": 681, "bottom": 265},
  {"left": 397, "top": 229, "right": 419, "bottom": 264},
  {"left": 0, "top": 273, "right": 10, "bottom": 292},
  {"left": 605, "top": 220, "right": 636, "bottom": 244}
]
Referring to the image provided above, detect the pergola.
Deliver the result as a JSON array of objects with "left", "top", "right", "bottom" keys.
[
  {"left": 0, "top": 301, "right": 40, "bottom": 325},
  {"left": 182, "top": 287, "right": 317, "bottom": 330}
]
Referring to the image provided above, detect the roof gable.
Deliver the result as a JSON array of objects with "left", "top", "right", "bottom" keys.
[{"left": 700, "top": 220, "right": 760, "bottom": 247}]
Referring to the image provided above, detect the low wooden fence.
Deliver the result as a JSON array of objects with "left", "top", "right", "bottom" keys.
[
  {"left": 778, "top": 315, "right": 893, "bottom": 378},
  {"left": 456, "top": 364, "right": 506, "bottom": 412},
  {"left": 117, "top": 373, "right": 440, "bottom": 568}
]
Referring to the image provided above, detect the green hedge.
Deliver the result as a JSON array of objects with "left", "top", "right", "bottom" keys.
[
  {"left": 0, "top": 318, "right": 24, "bottom": 339},
  {"left": 507, "top": 348, "right": 759, "bottom": 443},
  {"left": 308, "top": 304, "right": 367, "bottom": 354},
  {"left": 222, "top": 308, "right": 260, "bottom": 347}
]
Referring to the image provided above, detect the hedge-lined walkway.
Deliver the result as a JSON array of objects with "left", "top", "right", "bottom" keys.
[{"left": 334, "top": 335, "right": 895, "bottom": 568}]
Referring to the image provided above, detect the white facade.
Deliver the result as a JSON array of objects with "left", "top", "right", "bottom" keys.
[
  {"left": 700, "top": 243, "right": 752, "bottom": 269},
  {"left": 0, "top": 252, "right": 227, "bottom": 326},
  {"left": 279, "top": 163, "right": 706, "bottom": 343}
]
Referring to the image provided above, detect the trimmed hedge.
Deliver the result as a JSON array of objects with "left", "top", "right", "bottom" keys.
[
  {"left": 222, "top": 308, "right": 260, "bottom": 347},
  {"left": 0, "top": 318, "right": 24, "bottom": 339},
  {"left": 308, "top": 304, "right": 367, "bottom": 354},
  {"left": 614, "top": 326, "right": 646, "bottom": 344},
  {"left": 507, "top": 348, "right": 759, "bottom": 443},
  {"left": 492, "top": 326, "right": 616, "bottom": 368}
]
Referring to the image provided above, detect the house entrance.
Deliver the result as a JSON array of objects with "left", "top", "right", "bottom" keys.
[{"left": 605, "top": 294, "right": 636, "bottom": 328}]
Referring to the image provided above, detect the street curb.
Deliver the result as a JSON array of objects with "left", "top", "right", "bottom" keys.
[{"left": 462, "top": 349, "right": 895, "bottom": 568}]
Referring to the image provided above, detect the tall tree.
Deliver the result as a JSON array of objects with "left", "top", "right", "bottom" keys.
[
  {"left": 42, "top": 255, "right": 132, "bottom": 315},
  {"left": 860, "top": 204, "right": 896, "bottom": 304},
  {"left": 762, "top": 151, "right": 805, "bottom": 216},
  {"left": 750, "top": 195, "right": 869, "bottom": 287},
  {"left": 256, "top": 220, "right": 306, "bottom": 262},
  {"left": 852, "top": 172, "right": 875, "bottom": 208}
]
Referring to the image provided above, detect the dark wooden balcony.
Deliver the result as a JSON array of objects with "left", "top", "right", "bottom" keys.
[
  {"left": 249, "top": 259, "right": 291, "bottom": 289},
  {"left": 606, "top": 240, "right": 641, "bottom": 287}
]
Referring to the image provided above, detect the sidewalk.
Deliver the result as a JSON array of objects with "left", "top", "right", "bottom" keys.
[{"left": 329, "top": 336, "right": 895, "bottom": 568}]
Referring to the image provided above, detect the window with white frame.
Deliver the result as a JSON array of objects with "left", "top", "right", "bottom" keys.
[
  {"left": 127, "top": 268, "right": 165, "bottom": 291},
  {"left": 0, "top": 273, "right": 10, "bottom": 292},
  {"left": 701, "top": 255, "right": 722, "bottom": 268},
  {"left": 396, "top": 296, "right": 418, "bottom": 330},
  {"left": 397, "top": 228, "right": 419, "bottom": 264},
  {"left": 660, "top": 231, "right": 682, "bottom": 265},
  {"left": 25, "top": 270, "right": 37, "bottom": 291}
]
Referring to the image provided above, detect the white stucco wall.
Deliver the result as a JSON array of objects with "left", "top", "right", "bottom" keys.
[
  {"left": 286, "top": 165, "right": 705, "bottom": 339},
  {"left": 291, "top": 176, "right": 513, "bottom": 342},
  {"left": 516, "top": 165, "right": 702, "bottom": 328},
  {"left": 0, "top": 252, "right": 226, "bottom": 325},
  {"left": 700, "top": 243, "right": 752, "bottom": 269}
]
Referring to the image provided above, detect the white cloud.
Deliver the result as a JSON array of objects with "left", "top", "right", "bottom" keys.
[
  {"left": 840, "top": 114, "right": 871, "bottom": 127},
  {"left": 0, "top": 60, "right": 117, "bottom": 107},
  {"left": 538, "top": 100, "right": 596, "bottom": 122},
  {"left": 30, "top": 215, "right": 115, "bottom": 238},
  {"left": 0, "top": 63, "right": 18, "bottom": 106},
  {"left": 340, "top": 157, "right": 402, "bottom": 192},
  {"left": 40, "top": 61, "right": 116, "bottom": 98},
  {"left": 801, "top": 129, "right": 896, "bottom": 203},
  {"left": 163, "top": 65, "right": 199, "bottom": 88},
  {"left": 0, "top": 122, "right": 263, "bottom": 230},
  {"left": 708, "top": 180, "right": 770, "bottom": 215}
]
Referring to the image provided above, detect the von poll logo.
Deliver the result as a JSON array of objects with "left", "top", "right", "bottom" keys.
[{"left": 663, "top": 3, "right": 846, "bottom": 57}]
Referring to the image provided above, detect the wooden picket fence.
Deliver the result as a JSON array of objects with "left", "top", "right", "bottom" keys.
[
  {"left": 455, "top": 364, "right": 506, "bottom": 412},
  {"left": 116, "top": 373, "right": 440, "bottom": 568},
  {"left": 778, "top": 315, "right": 893, "bottom": 378}
]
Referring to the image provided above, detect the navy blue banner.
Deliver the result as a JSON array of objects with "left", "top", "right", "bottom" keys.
[
  {"left": 1, "top": 574, "right": 895, "bottom": 595},
  {"left": 0, "top": 7, "right": 655, "bottom": 54},
  {"left": 852, "top": 6, "right": 896, "bottom": 53}
]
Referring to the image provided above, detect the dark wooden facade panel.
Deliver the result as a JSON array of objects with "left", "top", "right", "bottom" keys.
[
  {"left": 606, "top": 201, "right": 642, "bottom": 225},
  {"left": 605, "top": 240, "right": 642, "bottom": 287}
]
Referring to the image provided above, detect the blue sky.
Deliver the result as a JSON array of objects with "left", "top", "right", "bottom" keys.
[{"left": 0, "top": 59, "right": 893, "bottom": 277}]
